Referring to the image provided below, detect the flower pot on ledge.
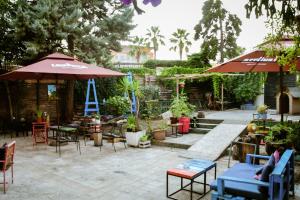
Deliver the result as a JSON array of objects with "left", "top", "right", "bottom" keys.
[{"left": 152, "top": 129, "right": 166, "bottom": 140}]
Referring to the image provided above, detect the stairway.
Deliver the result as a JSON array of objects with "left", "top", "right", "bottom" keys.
[{"left": 189, "top": 118, "right": 223, "bottom": 134}]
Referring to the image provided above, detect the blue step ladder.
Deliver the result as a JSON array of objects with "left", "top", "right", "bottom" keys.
[
  {"left": 84, "top": 79, "right": 99, "bottom": 116},
  {"left": 126, "top": 72, "right": 136, "bottom": 114}
]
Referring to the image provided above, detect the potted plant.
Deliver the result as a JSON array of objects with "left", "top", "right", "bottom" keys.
[
  {"left": 94, "top": 114, "right": 101, "bottom": 124},
  {"left": 257, "top": 104, "right": 268, "bottom": 119},
  {"left": 36, "top": 110, "right": 43, "bottom": 123},
  {"left": 179, "top": 80, "right": 185, "bottom": 88},
  {"left": 139, "top": 134, "right": 151, "bottom": 148},
  {"left": 118, "top": 77, "right": 147, "bottom": 147},
  {"left": 152, "top": 121, "right": 168, "bottom": 140},
  {"left": 170, "top": 96, "right": 195, "bottom": 133},
  {"left": 125, "top": 114, "right": 146, "bottom": 147},
  {"left": 265, "top": 123, "right": 293, "bottom": 155}
]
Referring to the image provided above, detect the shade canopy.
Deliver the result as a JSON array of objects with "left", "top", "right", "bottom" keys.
[
  {"left": 207, "top": 50, "right": 300, "bottom": 73},
  {"left": 0, "top": 52, "right": 125, "bottom": 80}
]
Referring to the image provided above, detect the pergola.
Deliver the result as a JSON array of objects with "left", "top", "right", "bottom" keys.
[{"left": 161, "top": 73, "right": 244, "bottom": 110}]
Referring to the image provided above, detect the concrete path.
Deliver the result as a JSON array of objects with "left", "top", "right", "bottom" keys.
[{"left": 185, "top": 123, "right": 246, "bottom": 161}]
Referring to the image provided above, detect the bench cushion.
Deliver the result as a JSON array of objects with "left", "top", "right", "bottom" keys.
[
  {"left": 210, "top": 163, "right": 267, "bottom": 200},
  {"left": 167, "top": 168, "right": 197, "bottom": 179}
]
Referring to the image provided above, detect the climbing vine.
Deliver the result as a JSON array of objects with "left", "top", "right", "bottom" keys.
[{"left": 212, "top": 75, "right": 222, "bottom": 99}]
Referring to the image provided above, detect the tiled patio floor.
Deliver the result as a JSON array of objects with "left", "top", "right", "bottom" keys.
[
  {"left": 0, "top": 136, "right": 232, "bottom": 200},
  {"left": 0, "top": 136, "right": 299, "bottom": 200}
]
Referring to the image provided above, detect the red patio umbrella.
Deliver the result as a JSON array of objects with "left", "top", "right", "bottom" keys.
[
  {"left": 207, "top": 50, "right": 300, "bottom": 73},
  {"left": 0, "top": 52, "right": 124, "bottom": 80},
  {"left": 206, "top": 50, "right": 300, "bottom": 122},
  {"left": 0, "top": 52, "right": 125, "bottom": 125}
]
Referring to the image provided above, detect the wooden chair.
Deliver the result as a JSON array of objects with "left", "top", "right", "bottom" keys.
[{"left": 0, "top": 141, "right": 16, "bottom": 194}]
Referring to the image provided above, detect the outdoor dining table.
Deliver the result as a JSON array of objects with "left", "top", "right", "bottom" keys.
[
  {"left": 48, "top": 125, "right": 81, "bottom": 156},
  {"left": 168, "top": 123, "right": 183, "bottom": 137}
]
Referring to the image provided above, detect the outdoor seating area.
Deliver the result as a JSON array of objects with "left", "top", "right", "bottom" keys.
[{"left": 1, "top": 1, "right": 300, "bottom": 199}]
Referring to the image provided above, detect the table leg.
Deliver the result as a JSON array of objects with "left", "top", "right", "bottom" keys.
[
  {"left": 214, "top": 164, "right": 217, "bottom": 179},
  {"left": 204, "top": 172, "right": 206, "bottom": 194},
  {"left": 190, "top": 179, "right": 193, "bottom": 200},
  {"left": 181, "top": 177, "right": 183, "bottom": 189},
  {"left": 166, "top": 173, "right": 169, "bottom": 197}
]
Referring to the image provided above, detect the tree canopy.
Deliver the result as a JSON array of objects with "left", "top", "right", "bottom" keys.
[
  {"left": 145, "top": 26, "right": 165, "bottom": 60},
  {"left": 169, "top": 29, "right": 192, "bottom": 60},
  {"left": 129, "top": 36, "right": 148, "bottom": 63},
  {"left": 245, "top": 0, "right": 300, "bottom": 29},
  {"left": 4, "top": 0, "right": 135, "bottom": 66},
  {"left": 194, "top": 0, "right": 242, "bottom": 63}
]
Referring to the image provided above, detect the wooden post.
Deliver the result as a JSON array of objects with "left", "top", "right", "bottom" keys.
[
  {"left": 221, "top": 82, "right": 224, "bottom": 111},
  {"left": 280, "top": 66, "right": 284, "bottom": 123},
  {"left": 176, "top": 77, "right": 179, "bottom": 99}
]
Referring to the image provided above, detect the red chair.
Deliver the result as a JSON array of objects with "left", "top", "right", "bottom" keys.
[
  {"left": 32, "top": 122, "right": 48, "bottom": 145},
  {"left": 0, "top": 141, "right": 16, "bottom": 194}
]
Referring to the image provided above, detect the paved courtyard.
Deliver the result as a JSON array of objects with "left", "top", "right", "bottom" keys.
[
  {"left": 1, "top": 109, "right": 300, "bottom": 200},
  {"left": 0, "top": 136, "right": 235, "bottom": 200}
]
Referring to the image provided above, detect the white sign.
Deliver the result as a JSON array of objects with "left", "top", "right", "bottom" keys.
[
  {"left": 242, "top": 57, "right": 276, "bottom": 62},
  {"left": 51, "top": 63, "right": 88, "bottom": 69}
]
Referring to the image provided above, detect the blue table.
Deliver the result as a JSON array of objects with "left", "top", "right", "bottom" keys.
[{"left": 167, "top": 159, "right": 217, "bottom": 200}]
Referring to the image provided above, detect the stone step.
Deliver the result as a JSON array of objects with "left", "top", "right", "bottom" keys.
[
  {"left": 190, "top": 122, "right": 218, "bottom": 129},
  {"left": 189, "top": 128, "right": 211, "bottom": 134},
  {"left": 191, "top": 118, "right": 223, "bottom": 124},
  {"left": 152, "top": 140, "right": 191, "bottom": 149}
]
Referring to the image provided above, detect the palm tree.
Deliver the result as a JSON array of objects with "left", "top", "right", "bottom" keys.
[
  {"left": 145, "top": 26, "right": 165, "bottom": 60},
  {"left": 169, "top": 29, "right": 192, "bottom": 60},
  {"left": 128, "top": 36, "right": 148, "bottom": 63}
]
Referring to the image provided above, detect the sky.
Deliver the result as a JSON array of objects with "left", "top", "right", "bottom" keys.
[{"left": 129, "top": 0, "right": 269, "bottom": 60}]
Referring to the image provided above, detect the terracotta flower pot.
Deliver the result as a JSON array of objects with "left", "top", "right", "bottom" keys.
[
  {"left": 37, "top": 117, "right": 42, "bottom": 123},
  {"left": 153, "top": 129, "right": 166, "bottom": 140}
]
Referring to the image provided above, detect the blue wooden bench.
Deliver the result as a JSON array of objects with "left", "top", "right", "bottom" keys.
[{"left": 210, "top": 149, "right": 295, "bottom": 200}]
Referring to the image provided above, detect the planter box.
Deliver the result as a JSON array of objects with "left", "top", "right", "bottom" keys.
[
  {"left": 139, "top": 141, "right": 151, "bottom": 148},
  {"left": 125, "top": 130, "right": 146, "bottom": 147}
]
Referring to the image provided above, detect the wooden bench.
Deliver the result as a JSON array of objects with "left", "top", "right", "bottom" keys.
[{"left": 211, "top": 149, "right": 294, "bottom": 200}]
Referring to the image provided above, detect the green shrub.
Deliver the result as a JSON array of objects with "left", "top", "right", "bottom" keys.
[
  {"left": 223, "top": 73, "right": 263, "bottom": 103},
  {"left": 117, "top": 67, "right": 155, "bottom": 75},
  {"left": 106, "top": 96, "right": 130, "bottom": 115},
  {"left": 159, "top": 66, "right": 207, "bottom": 77},
  {"left": 143, "top": 60, "right": 189, "bottom": 68},
  {"left": 141, "top": 85, "right": 160, "bottom": 101},
  {"left": 170, "top": 95, "right": 196, "bottom": 118}
]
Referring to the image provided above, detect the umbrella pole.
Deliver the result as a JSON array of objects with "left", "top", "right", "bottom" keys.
[
  {"left": 280, "top": 66, "right": 284, "bottom": 123},
  {"left": 36, "top": 80, "right": 40, "bottom": 110},
  {"left": 55, "top": 76, "right": 59, "bottom": 127}
]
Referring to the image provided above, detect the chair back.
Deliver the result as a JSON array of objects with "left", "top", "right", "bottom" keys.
[{"left": 1, "top": 141, "right": 16, "bottom": 171}]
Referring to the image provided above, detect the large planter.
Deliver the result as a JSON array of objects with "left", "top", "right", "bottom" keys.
[
  {"left": 178, "top": 116, "right": 190, "bottom": 134},
  {"left": 152, "top": 129, "right": 166, "bottom": 140},
  {"left": 125, "top": 130, "right": 146, "bottom": 147}
]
